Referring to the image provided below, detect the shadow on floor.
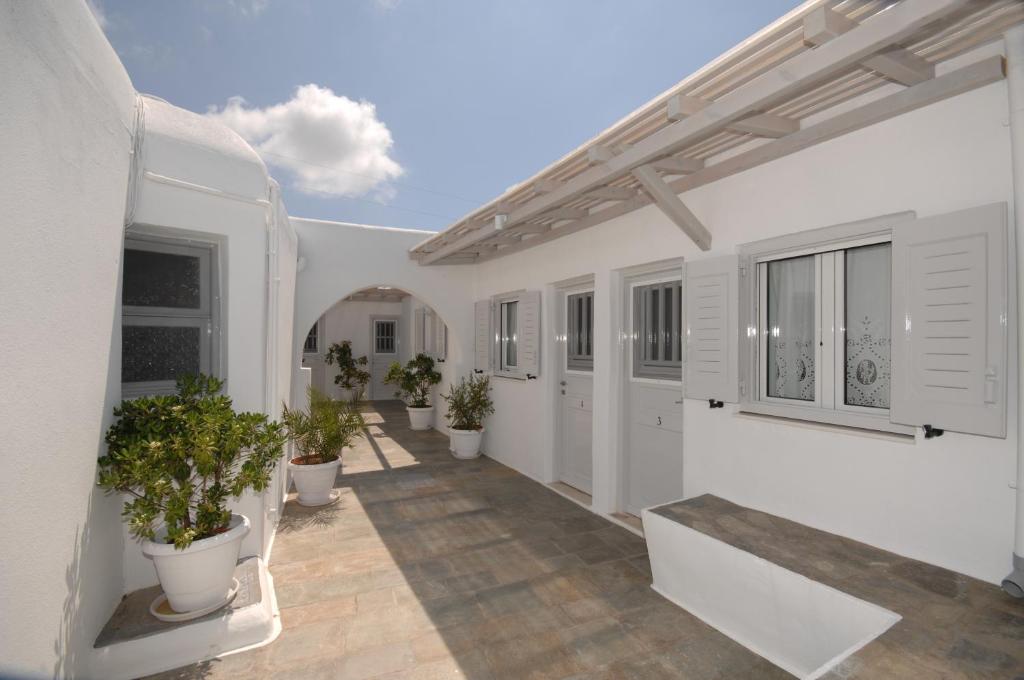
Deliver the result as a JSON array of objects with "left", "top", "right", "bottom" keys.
[{"left": 147, "top": 400, "right": 789, "bottom": 680}]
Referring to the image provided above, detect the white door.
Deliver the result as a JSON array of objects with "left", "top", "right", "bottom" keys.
[
  {"left": 370, "top": 316, "right": 399, "bottom": 400},
  {"left": 558, "top": 288, "right": 594, "bottom": 494},
  {"left": 623, "top": 275, "right": 684, "bottom": 516}
]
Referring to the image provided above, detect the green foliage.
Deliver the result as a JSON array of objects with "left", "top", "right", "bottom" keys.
[
  {"left": 384, "top": 353, "right": 442, "bottom": 408},
  {"left": 324, "top": 340, "right": 370, "bottom": 398},
  {"left": 98, "top": 374, "right": 285, "bottom": 550},
  {"left": 442, "top": 374, "right": 495, "bottom": 431},
  {"left": 281, "top": 387, "right": 364, "bottom": 466}
]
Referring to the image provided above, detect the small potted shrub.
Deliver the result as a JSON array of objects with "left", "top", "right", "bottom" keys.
[
  {"left": 324, "top": 340, "right": 370, "bottom": 402},
  {"left": 384, "top": 353, "right": 442, "bottom": 430},
  {"left": 442, "top": 373, "right": 494, "bottom": 459},
  {"left": 99, "top": 375, "right": 285, "bottom": 616},
  {"left": 282, "top": 388, "right": 364, "bottom": 506}
]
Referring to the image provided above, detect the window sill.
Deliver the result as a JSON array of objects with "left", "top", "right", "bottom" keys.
[{"left": 737, "top": 402, "right": 916, "bottom": 441}]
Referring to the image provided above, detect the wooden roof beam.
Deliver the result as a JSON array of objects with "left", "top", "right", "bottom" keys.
[
  {"left": 417, "top": 0, "right": 966, "bottom": 264},
  {"left": 586, "top": 186, "right": 637, "bottom": 201},
  {"left": 631, "top": 164, "right": 711, "bottom": 251},
  {"left": 667, "top": 94, "right": 798, "bottom": 138},
  {"left": 542, "top": 207, "right": 589, "bottom": 222},
  {"left": 803, "top": 7, "right": 934, "bottom": 86},
  {"left": 649, "top": 155, "right": 704, "bottom": 174}
]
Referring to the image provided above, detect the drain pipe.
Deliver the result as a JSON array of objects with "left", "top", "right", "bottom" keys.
[{"left": 1005, "top": 25, "right": 1024, "bottom": 599}]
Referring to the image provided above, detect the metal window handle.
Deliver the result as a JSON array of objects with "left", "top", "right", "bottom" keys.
[
  {"left": 675, "top": 399, "right": 683, "bottom": 404},
  {"left": 560, "top": 380, "right": 567, "bottom": 386}
]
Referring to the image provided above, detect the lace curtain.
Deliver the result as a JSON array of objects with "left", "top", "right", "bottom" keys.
[
  {"left": 845, "top": 244, "right": 891, "bottom": 408},
  {"left": 767, "top": 256, "right": 816, "bottom": 401}
]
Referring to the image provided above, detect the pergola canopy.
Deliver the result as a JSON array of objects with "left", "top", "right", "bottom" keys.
[{"left": 410, "top": 0, "right": 1022, "bottom": 265}]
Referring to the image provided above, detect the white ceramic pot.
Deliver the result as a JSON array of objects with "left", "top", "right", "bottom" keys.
[
  {"left": 288, "top": 456, "right": 341, "bottom": 506},
  {"left": 449, "top": 428, "right": 484, "bottom": 459},
  {"left": 142, "top": 514, "right": 249, "bottom": 614},
  {"left": 407, "top": 406, "right": 434, "bottom": 431}
]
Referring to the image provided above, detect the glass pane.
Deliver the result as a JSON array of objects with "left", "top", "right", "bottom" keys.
[
  {"left": 122, "top": 325, "right": 201, "bottom": 383},
  {"left": 504, "top": 302, "right": 518, "bottom": 367},
  {"left": 648, "top": 288, "right": 660, "bottom": 362},
  {"left": 664, "top": 285, "right": 674, "bottom": 362},
  {"left": 845, "top": 244, "right": 891, "bottom": 408},
  {"left": 575, "top": 296, "right": 584, "bottom": 355},
  {"left": 673, "top": 283, "right": 683, "bottom": 362},
  {"left": 767, "top": 256, "right": 815, "bottom": 401},
  {"left": 304, "top": 325, "right": 318, "bottom": 352},
  {"left": 123, "top": 248, "right": 201, "bottom": 309},
  {"left": 585, "top": 294, "right": 592, "bottom": 357}
]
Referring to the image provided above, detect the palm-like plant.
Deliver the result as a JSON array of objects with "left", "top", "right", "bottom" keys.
[{"left": 281, "top": 388, "right": 364, "bottom": 465}]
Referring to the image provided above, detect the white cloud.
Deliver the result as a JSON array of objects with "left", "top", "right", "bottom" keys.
[
  {"left": 206, "top": 84, "right": 404, "bottom": 199},
  {"left": 85, "top": 0, "right": 109, "bottom": 29}
]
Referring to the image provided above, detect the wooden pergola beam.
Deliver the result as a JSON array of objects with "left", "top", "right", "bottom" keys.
[
  {"left": 586, "top": 186, "right": 636, "bottom": 201},
  {"left": 542, "top": 207, "right": 589, "bottom": 222},
  {"left": 803, "top": 7, "right": 934, "bottom": 86},
  {"left": 418, "top": 0, "right": 968, "bottom": 265},
  {"left": 474, "top": 56, "right": 1003, "bottom": 264},
  {"left": 649, "top": 155, "right": 704, "bottom": 174},
  {"left": 631, "top": 164, "right": 711, "bottom": 250}
]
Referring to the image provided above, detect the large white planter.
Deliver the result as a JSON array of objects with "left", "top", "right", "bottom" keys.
[
  {"left": 142, "top": 514, "right": 249, "bottom": 614},
  {"left": 407, "top": 406, "right": 434, "bottom": 431},
  {"left": 449, "top": 428, "right": 484, "bottom": 459},
  {"left": 288, "top": 455, "right": 341, "bottom": 506}
]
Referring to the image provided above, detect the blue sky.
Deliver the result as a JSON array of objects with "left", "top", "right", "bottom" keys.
[{"left": 93, "top": 0, "right": 801, "bottom": 231}]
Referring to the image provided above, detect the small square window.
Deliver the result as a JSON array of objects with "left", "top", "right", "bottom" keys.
[
  {"left": 633, "top": 280, "right": 682, "bottom": 380},
  {"left": 303, "top": 323, "right": 319, "bottom": 354},
  {"left": 374, "top": 319, "right": 397, "bottom": 354},
  {"left": 567, "top": 292, "right": 594, "bottom": 372}
]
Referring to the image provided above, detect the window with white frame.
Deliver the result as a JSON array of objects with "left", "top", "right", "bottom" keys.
[
  {"left": 756, "top": 239, "right": 891, "bottom": 415},
  {"left": 499, "top": 300, "right": 518, "bottom": 371},
  {"left": 633, "top": 280, "right": 682, "bottom": 380},
  {"left": 121, "top": 237, "right": 217, "bottom": 396},
  {"left": 303, "top": 322, "right": 319, "bottom": 354},
  {"left": 567, "top": 291, "right": 594, "bottom": 372}
]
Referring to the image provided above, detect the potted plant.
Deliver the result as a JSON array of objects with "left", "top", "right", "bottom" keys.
[
  {"left": 442, "top": 373, "right": 495, "bottom": 459},
  {"left": 281, "top": 388, "right": 364, "bottom": 506},
  {"left": 324, "top": 340, "right": 370, "bottom": 402},
  {"left": 99, "top": 374, "right": 285, "bottom": 616},
  {"left": 384, "top": 353, "right": 442, "bottom": 430}
]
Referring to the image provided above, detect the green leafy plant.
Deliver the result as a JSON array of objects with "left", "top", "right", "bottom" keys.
[
  {"left": 384, "top": 353, "right": 442, "bottom": 408},
  {"left": 324, "top": 340, "right": 370, "bottom": 399},
  {"left": 281, "top": 388, "right": 364, "bottom": 466},
  {"left": 98, "top": 374, "right": 286, "bottom": 550},
  {"left": 442, "top": 374, "right": 495, "bottom": 431}
]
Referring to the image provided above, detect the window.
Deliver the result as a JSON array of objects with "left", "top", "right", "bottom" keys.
[
  {"left": 303, "top": 323, "right": 319, "bottom": 354},
  {"left": 500, "top": 300, "right": 518, "bottom": 371},
  {"left": 122, "top": 237, "right": 217, "bottom": 396},
  {"left": 567, "top": 291, "right": 594, "bottom": 372},
  {"left": 374, "top": 319, "right": 397, "bottom": 354},
  {"left": 756, "top": 240, "right": 891, "bottom": 414},
  {"left": 633, "top": 280, "right": 682, "bottom": 380}
]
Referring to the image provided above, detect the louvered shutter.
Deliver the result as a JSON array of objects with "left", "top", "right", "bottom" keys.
[
  {"left": 474, "top": 299, "right": 492, "bottom": 373},
  {"left": 413, "top": 307, "right": 425, "bottom": 355},
  {"left": 890, "top": 202, "right": 1008, "bottom": 438},
  {"left": 434, "top": 315, "right": 447, "bottom": 361},
  {"left": 518, "top": 290, "right": 542, "bottom": 378},
  {"left": 684, "top": 255, "right": 739, "bottom": 403}
]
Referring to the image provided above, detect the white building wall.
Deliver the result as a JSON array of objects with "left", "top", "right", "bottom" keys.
[
  {"left": 292, "top": 219, "right": 474, "bottom": 431},
  {"left": 0, "top": 2, "right": 137, "bottom": 677},
  {"left": 472, "top": 73, "right": 1017, "bottom": 584},
  {"left": 320, "top": 298, "right": 404, "bottom": 398}
]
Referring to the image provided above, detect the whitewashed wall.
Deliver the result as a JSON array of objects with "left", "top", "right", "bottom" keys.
[
  {"left": 292, "top": 220, "right": 475, "bottom": 430},
  {"left": 472, "top": 58, "right": 1017, "bottom": 584},
  {"left": 320, "top": 298, "right": 404, "bottom": 398},
  {"left": 0, "top": 2, "right": 136, "bottom": 677}
]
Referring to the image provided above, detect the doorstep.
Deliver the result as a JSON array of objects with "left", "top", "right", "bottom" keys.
[
  {"left": 644, "top": 495, "right": 1024, "bottom": 679},
  {"left": 91, "top": 556, "right": 280, "bottom": 680}
]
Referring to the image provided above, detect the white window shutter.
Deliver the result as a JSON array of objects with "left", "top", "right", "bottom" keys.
[
  {"left": 474, "top": 299, "right": 492, "bottom": 373},
  {"left": 519, "top": 290, "right": 542, "bottom": 378},
  {"left": 684, "top": 255, "right": 740, "bottom": 403},
  {"left": 414, "top": 307, "right": 426, "bottom": 355},
  {"left": 890, "top": 202, "right": 1008, "bottom": 438},
  {"left": 434, "top": 315, "right": 447, "bottom": 361}
]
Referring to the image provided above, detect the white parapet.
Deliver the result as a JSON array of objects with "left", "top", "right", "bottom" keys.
[{"left": 643, "top": 510, "right": 900, "bottom": 680}]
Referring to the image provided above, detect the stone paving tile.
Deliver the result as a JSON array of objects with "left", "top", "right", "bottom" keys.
[{"left": 149, "top": 401, "right": 801, "bottom": 680}]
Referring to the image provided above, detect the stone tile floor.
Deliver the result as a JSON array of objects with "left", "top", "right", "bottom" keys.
[
  {"left": 146, "top": 401, "right": 789, "bottom": 680},
  {"left": 144, "top": 401, "right": 1024, "bottom": 679},
  {"left": 653, "top": 496, "right": 1024, "bottom": 679}
]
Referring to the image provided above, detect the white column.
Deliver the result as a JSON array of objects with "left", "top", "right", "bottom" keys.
[
  {"left": 1007, "top": 25, "right": 1024, "bottom": 570},
  {"left": 590, "top": 267, "right": 622, "bottom": 515}
]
